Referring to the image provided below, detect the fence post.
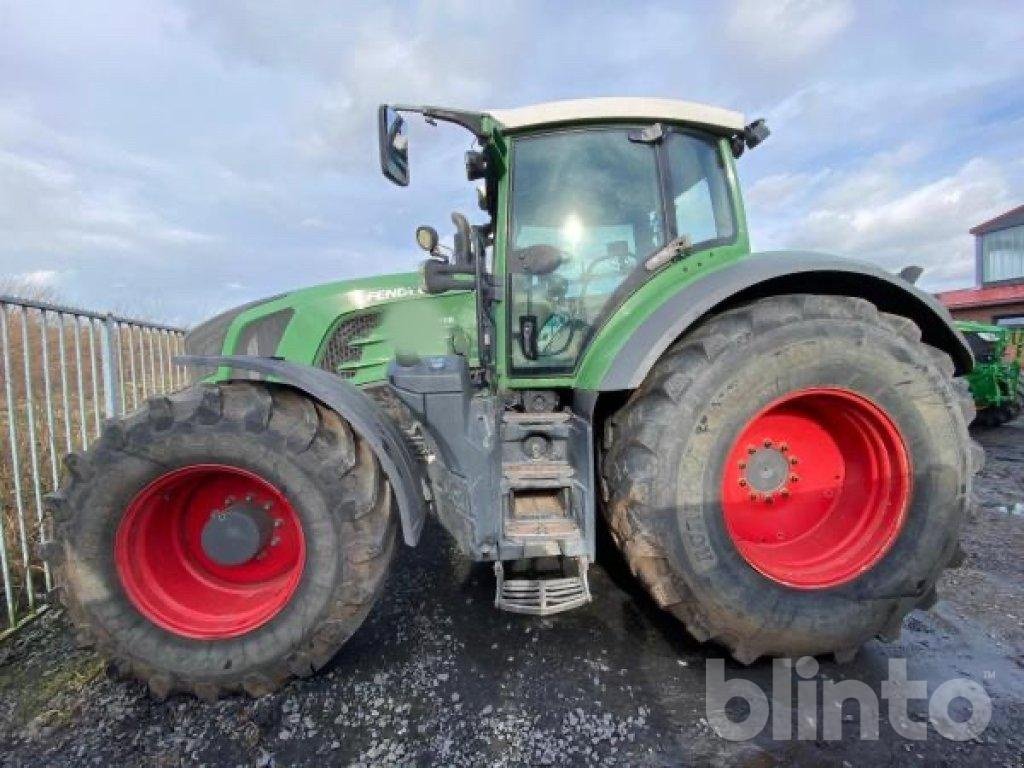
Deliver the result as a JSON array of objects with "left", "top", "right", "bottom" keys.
[{"left": 100, "top": 314, "right": 122, "bottom": 419}]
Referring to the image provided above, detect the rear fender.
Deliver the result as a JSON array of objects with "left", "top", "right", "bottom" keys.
[
  {"left": 596, "top": 252, "right": 973, "bottom": 391},
  {"left": 178, "top": 355, "right": 426, "bottom": 546}
]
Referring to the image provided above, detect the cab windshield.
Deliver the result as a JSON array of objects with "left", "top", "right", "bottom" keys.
[{"left": 507, "top": 127, "right": 735, "bottom": 373}]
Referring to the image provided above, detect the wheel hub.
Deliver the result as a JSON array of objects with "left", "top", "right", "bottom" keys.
[
  {"left": 742, "top": 445, "right": 790, "bottom": 494},
  {"left": 201, "top": 500, "right": 274, "bottom": 566},
  {"left": 114, "top": 464, "right": 305, "bottom": 639},
  {"left": 721, "top": 388, "right": 911, "bottom": 590}
]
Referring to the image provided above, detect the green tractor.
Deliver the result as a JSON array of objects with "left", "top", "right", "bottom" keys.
[
  {"left": 956, "top": 320, "right": 1024, "bottom": 427},
  {"left": 46, "top": 98, "right": 981, "bottom": 699}
]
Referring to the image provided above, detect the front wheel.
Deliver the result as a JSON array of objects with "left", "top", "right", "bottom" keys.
[
  {"left": 46, "top": 382, "right": 396, "bottom": 699},
  {"left": 602, "top": 295, "right": 981, "bottom": 663}
]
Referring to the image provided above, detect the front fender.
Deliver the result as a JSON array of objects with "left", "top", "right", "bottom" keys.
[
  {"left": 178, "top": 355, "right": 427, "bottom": 546},
  {"left": 593, "top": 251, "right": 972, "bottom": 391}
]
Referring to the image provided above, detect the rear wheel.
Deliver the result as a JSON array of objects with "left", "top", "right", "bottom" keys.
[
  {"left": 46, "top": 382, "right": 396, "bottom": 699},
  {"left": 602, "top": 294, "right": 981, "bottom": 663}
]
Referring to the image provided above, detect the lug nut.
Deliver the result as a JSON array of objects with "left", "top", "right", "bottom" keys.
[
  {"left": 263, "top": 502, "right": 273, "bottom": 511},
  {"left": 270, "top": 536, "right": 281, "bottom": 547},
  {"left": 747, "top": 446, "right": 757, "bottom": 455},
  {"left": 789, "top": 456, "right": 799, "bottom": 465},
  {"left": 790, "top": 474, "right": 800, "bottom": 482},
  {"left": 749, "top": 492, "right": 759, "bottom": 501},
  {"left": 273, "top": 518, "right": 283, "bottom": 528},
  {"left": 763, "top": 439, "right": 773, "bottom": 448},
  {"left": 245, "top": 494, "right": 254, "bottom": 503},
  {"left": 780, "top": 488, "right": 790, "bottom": 497},
  {"left": 765, "top": 494, "right": 774, "bottom": 504},
  {"left": 738, "top": 461, "right": 747, "bottom": 469},
  {"left": 779, "top": 443, "right": 788, "bottom": 452},
  {"left": 738, "top": 478, "right": 747, "bottom": 487}
]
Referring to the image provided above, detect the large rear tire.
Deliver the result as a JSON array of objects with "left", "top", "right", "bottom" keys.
[
  {"left": 45, "top": 382, "right": 396, "bottom": 699},
  {"left": 602, "top": 295, "right": 981, "bottom": 663}
]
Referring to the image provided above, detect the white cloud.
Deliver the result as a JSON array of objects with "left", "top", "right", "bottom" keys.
[
  {"left": 754, "top": 155, "right": 1015, "bottom": 290},
  {"left": 0, "top": 0, "right": 1021, "bottom": 321},
  {"left": 20, "top": 269, "right": 61, "bottom": 286},
  {"left": 726, "top": 0, "right": 853, "bottom": 65},
  {"left": 295, "top": 27, "right": 506, "bottom": 170},
  {"left": 0, "top": 133, "right": 214, "bottom": 258},
  {"left": 745, "top": 169, "right": 833, "bottom": 213}
]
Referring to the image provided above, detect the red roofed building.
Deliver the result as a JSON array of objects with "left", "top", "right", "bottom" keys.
[{"left": 936, "top": 204, "right": 1024, "bottom": 327}]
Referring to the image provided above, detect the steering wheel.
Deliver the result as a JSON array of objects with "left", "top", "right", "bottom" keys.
[
  {"left": 533, "top": 247, "right": 637, "bottom": 357},
  {"left": 537, "top": 312, "right": 577, "bottom": 356},
  {"left": 510, "top": 244, "right": 569, "bottom": 276}
]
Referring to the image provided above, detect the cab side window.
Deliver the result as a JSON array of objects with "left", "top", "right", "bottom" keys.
[{"left": 665, "top": 132, "right": 735, "bottom": 247}]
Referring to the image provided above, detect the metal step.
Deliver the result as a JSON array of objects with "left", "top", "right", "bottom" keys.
[
  {"left": 503, "top": 485, "right": 583, "bottom": 553},
  {"left": 494, "top": 557, "right": 591, "bottom": 616},
  {"left": 502, "top": 411, "right": 570, "bottom": 426},
  {"left": 503, "top": 461, "right": 574, "bottom": 484},
  {"left": 504, "top": 516, "right": 581, "bottom": 540}
]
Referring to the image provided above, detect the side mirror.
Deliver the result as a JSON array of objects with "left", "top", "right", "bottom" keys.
[{"left": 378, "top": 105, "right": 409, "bottom": 186}]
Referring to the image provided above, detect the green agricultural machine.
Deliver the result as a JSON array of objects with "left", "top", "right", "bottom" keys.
[
  {"left": 956, "top": 320, "right": 1023, "bottom": 427},
  {"left": 46, "top": 98, "right": 982, "bottom": 700}
]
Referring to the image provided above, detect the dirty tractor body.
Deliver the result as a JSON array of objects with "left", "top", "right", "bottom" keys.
[
  {"left": 47, "top": 98, "right": 981, "bottom": 699},
  {"left": 956, "top": 320, "right": 1023, "bottom": 427}
]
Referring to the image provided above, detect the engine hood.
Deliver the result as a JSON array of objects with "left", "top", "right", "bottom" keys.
[{"left": 190, "top": 272, "right": 476, "bottom": 386}]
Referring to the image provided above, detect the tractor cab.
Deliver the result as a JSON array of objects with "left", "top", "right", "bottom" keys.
[
  {"left": 374, "top": 99, "right": 772, "bottom": 611},
  {"left": 377, "top": 98, "right": 769, "bottom": 385}
]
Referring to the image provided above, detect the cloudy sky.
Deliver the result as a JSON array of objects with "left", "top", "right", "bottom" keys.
[{"left": 1, "top": 0, "right": 1022, "bottom": 324}]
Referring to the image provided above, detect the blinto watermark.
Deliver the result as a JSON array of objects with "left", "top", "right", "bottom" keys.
[{"left": 706, "top": 657, "right": 992, "bottom": 741}]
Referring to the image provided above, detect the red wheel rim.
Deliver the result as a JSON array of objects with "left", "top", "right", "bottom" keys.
[
  {"left": 114, "top": 464, "right": 305, "bottom": 639},
  {"left": 720, "top": 388, "right": 911, "bottom": 589}
]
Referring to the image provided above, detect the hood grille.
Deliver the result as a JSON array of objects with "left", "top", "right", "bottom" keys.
[{"left": 319, "top": 312, "right": 381, "bottom": 378}]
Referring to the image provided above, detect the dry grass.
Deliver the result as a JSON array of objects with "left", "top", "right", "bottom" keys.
[{"left": 0, "top": 292, "right": 186, "bottom": 630}]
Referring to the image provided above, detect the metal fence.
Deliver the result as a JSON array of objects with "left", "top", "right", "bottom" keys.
[{"left": 0, "top": 294, "right": 187, "bottom": 637}]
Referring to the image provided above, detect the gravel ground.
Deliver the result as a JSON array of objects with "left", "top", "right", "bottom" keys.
[{"left": 1, "top": 419, "right": 1022, "bottom": 767}]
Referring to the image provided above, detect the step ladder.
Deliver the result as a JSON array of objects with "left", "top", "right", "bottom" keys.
[
  {"left": 500, "top": 411, "right": 585, "bottom": 558},
  {"left": 494, "top": 410, "right": 593, "bottom": 614},
  {"left": 494, "top": 556, "right": 591, "bottom": 616}
]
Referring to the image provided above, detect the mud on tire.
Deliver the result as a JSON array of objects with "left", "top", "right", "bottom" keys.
[
  {"left": 601, "top": 294, "right": 982, "bottom": 664},
  {"left": 45, "top": 382, "right": 397, "bottom": 699}
]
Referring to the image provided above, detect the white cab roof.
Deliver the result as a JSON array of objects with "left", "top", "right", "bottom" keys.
[{"left": 487, "top": 97, "right": 745, "bottom": 133}]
